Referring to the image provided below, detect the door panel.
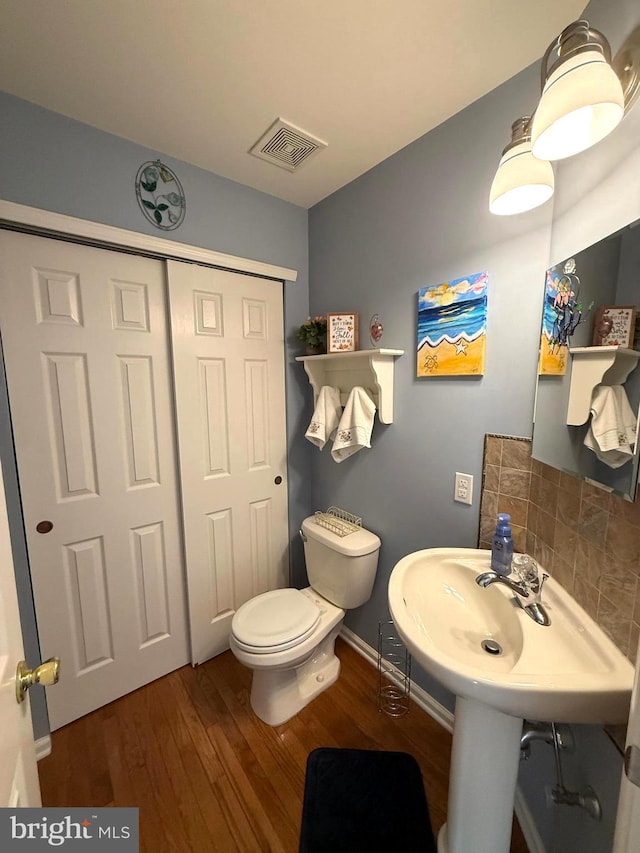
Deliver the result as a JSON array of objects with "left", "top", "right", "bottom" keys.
[
  {"left": 0, "top": 458, "right": 41, "bottom": 807},
  {"left": 167, "top": 261, "right": 289, "bottom": 663},
  {"left": 0, "top": 231, "right": 190, "bottom": 730}
]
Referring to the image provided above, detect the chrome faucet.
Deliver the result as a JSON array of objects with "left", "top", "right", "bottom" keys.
[{"left": 476, "top": 557, "right": 551, "bottom": 626}]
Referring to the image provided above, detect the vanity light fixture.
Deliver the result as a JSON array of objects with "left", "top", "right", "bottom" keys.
[
  {"left": 489, "top": 117, "right": 555, "bottom": 216},
  {"left": 490, "top": 22, "right": 640, "bottom": 215},
  {"left": 531, "top": 20, "right": 624, "bottom": 161}
]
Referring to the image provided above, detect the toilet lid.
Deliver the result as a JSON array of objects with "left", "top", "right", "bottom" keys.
[{"left": 231, "top": 588, "right": 321, "bottom": 652}]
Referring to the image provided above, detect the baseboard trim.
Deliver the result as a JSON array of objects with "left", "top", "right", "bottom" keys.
[
  {"left": 35, "top": 735, "right": 52, "bottom": 761},
  {"left": 339, "top": 626, "right": 545, "bottom": 853}
]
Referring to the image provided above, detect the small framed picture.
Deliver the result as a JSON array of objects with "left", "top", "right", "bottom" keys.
[
  {"left": 327, "top": 312, "right": 359, "bottom": 353},
  {"left": 592, "top": 305, "right": 636, "bottom": 348}
]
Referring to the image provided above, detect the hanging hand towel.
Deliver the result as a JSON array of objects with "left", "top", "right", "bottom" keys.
[
  {"left": 584, "top": 384, "right": 637, "bottom": 469},
  {"left": 331, "top": 387, "right": 376, "bottom": 463},
  {"left": 305, "top": 385, "right": 342, "bottom": 450}
]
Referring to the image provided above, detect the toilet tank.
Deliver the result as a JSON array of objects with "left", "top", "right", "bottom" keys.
[{"left": 301, "top": 515, "right": 381, "bottom": 609}]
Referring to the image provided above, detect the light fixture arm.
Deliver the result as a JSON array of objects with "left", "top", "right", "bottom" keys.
[
  {"left": 499, "top": 116, "right": 532, "bottom": 157},
  {"left": 539, "top": 20, "right": 611, "bottom": 91},
  {"left": 613, "top": 25, "right": 640, "bottom": 115}
]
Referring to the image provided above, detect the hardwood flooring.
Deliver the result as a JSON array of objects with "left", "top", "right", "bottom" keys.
[{"left": 38, "top": 638, "right": 528, "bottom": 852}]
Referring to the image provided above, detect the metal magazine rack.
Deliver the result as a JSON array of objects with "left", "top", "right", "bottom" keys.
[{"left": 377, "top": 620, "right": 411, "bottom": 717}]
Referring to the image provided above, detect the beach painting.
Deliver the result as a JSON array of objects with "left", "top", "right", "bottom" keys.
[{"left": 417, "top": 272, "right": 488, "bottom": 377}]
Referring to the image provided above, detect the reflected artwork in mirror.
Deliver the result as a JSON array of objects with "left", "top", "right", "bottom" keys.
[
  {"left": 538, "top": 257, "right": 595, "bottom": 376},
  {"left": 532, "top": 220, "right": 640, "bottom": 500}
]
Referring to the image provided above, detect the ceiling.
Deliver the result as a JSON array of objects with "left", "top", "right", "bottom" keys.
[{"left": 0, "top": 0, "right": 587, "bottom": 209}]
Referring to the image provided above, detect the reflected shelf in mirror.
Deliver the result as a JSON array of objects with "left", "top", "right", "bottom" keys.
[{"left": 567, "top": 346, "right": 640, "bottom": 425}]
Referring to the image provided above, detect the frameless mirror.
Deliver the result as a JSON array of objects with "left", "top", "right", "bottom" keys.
[{"left": 532, "top": 219, "right": 640, "bottom": 501}]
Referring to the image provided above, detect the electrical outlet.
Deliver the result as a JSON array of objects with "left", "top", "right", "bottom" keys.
[{"left": 454, "top": 472, "right": 473, "bottom": 505}]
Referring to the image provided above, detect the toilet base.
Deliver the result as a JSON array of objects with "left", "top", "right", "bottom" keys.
[{"left": 250, "top": 625, "right": 342, "bottom": 726}]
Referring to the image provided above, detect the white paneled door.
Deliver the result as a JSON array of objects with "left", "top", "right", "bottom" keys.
[
  {"left": 0, "top": 457, "right": 41, "bottom": 807},
  {"left": 167, "top": 261, "right": 289, "bottom": 663},
  {"left": 0, "top": 231, "right": 190, "bottom": 729}
]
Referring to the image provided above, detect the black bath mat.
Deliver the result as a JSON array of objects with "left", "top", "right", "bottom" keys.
[{"left": 299, "top": 747, "right": 437, "bottom": 853}]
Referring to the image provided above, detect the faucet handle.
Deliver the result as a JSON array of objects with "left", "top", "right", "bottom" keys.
[{"left": 512, "top": 554, "right": 539, "bottom": 586}]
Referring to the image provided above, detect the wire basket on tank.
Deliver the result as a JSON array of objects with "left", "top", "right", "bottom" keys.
[{"left": 377, "top": 620, "right": 411, "bottom": 717}]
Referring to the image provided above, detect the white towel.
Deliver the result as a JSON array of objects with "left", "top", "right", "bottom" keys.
[
  {"left": 305, "top": 385, "right": 342, "bottom": 450},
  {"left": 331, "top": 387, "right": 376, "bottom": 463},
  {"left": 584, "top": 384, "right": 637, "bottom": 469}
]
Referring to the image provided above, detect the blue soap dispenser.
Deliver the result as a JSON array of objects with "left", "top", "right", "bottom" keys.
[{"left": 491, "top": 513, "right": 513, "bottom": 576}]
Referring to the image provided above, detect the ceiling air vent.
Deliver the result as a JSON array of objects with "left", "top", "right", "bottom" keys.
[{"left": 250, "top": 118, "right": 327, "bottom": 172}]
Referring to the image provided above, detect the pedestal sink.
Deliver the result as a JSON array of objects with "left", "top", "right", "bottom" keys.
[{"left": 388, "top": 548, "right": 634, "bottom": 853}]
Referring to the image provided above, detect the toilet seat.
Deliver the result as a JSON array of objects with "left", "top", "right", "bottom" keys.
[{"left": 231, "top": 588, "right": 321, "bottom": 654}]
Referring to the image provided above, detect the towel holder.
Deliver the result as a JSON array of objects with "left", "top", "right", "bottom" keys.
[
  {"left": 567, "top": 346, "right": 640, "bottom": 425},
  {"left": 296, "top": 348, "right": 404, "bottom": 424}
]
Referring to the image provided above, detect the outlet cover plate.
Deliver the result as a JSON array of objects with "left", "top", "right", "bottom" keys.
[{"left": 454, "top": 472, "right": 473, "bottom": 505}]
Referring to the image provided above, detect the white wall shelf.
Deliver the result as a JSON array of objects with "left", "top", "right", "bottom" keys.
[
  {"left": 296, "top": 348, "right": 404, "bottom": 424},
  {"left": 567, "top": 346, "right": 640, "bottom": 425}
]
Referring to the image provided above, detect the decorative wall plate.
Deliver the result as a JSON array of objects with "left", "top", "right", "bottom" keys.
[{"left": 135, "top": 160, "right": 186, "bottom": 230}]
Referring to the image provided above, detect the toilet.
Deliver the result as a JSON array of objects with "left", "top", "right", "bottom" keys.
[{"left": 229, "top": 513, "right": 381, "bottom": 726}]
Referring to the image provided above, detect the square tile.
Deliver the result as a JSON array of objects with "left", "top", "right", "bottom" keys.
[
  {"left": 499, "top": 467, "right": 531, "bottom": 501},
  {"left": 501, "top": 438, "right": 532, "bottom": 472},
  {"left": 484, "top": 436, "right": 502, "bottom": 466},
  {"left": 484, "top": 464, "right": 500, "bottom": 493},
  {"left": 606, "top": 516, "right": 640, "bottom": 567}
]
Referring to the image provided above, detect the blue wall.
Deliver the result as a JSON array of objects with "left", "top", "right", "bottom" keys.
[
  {"left": 0, "top": 90, "right": 313, "bottom": 738},
  {"left": 308, "top": 56, "right": 552, "bottom": 706}
]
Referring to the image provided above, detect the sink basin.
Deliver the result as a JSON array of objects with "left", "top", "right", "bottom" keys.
[
  {"left": 389, "top": 548, "right": 634, "bottom": 853},
  {"left": 388, "top": 547, "right": 632, "bottom": 723}
]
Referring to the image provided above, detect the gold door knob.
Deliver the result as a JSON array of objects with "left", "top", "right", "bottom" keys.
[{"left": 15, "top": 657, "right": 60, "bottom": 704}]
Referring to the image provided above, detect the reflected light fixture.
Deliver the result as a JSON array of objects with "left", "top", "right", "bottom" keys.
[
  {"left": 489, "top": 117, "right": 554, "bottom": 216},
  {"left": 531, "top": 20, "right": 626, "bottom": 161}
]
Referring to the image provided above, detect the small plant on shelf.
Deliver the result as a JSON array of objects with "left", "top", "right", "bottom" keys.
[{"left": 297, "top": 315, "right": 327, "bottom": 354}]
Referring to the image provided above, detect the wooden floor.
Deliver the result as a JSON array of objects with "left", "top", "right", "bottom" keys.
[{"left": 38, "top": 638, "right": 528, "bottom": 852}]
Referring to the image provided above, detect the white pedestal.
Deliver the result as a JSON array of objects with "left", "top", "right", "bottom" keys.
[{"left": 437, "top": 696, "right": 523, "bottom": 853}]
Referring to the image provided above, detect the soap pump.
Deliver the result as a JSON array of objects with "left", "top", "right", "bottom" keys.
[{"left": 491, "top": 513, "right": 513, "bottom": 576}]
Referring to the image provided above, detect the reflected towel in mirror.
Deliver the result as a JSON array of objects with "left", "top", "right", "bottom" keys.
[{"left": 584, "top": 384, "right": 637, "bottom": 468}]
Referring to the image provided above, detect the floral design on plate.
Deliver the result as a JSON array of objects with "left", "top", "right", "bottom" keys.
[{"left": 135, "top": 160, "right": 186, "bottom": 231}]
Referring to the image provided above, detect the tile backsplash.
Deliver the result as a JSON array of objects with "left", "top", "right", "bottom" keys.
[{"left": 479, "top": 434, "right": 640, "bottom": 663}]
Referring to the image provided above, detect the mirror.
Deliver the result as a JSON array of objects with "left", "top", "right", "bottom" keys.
[{"left": 532, "top": 219, "right": 640, "bottom": 500}]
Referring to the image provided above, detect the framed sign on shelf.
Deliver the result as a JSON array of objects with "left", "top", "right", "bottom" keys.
[
  {"left": 592, "top": 305, "right": 636, "bottom": 348},
  {"left": 327, "top": 312, "right": 359, "bottom": 352}
]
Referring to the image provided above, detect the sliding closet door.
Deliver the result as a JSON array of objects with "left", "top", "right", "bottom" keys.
[
  {"left": 167, "top": 261, "right": 289, "bottom": 664},
  {"left": 0, "top": 231, "right": 190, "bottom": 730}
]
